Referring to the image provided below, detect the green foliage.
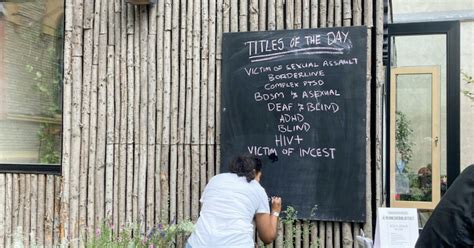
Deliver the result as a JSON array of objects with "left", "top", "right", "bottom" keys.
[
  {"left": 277, "top": 205, "right": 320, "bottom": 248},
  {"left": 86, "top": 220, "right": 195, "bottom": 248},
  {"left": 399, "top": 172, "right": 432, "bottom": 202},
  {"left": 282, "top": 206, "right": 298, "bottom": 225},
  {"left": 37, "top": 123, "right": 60, "bottom": 164},
  {"left": 395, "top": 111, "right": 414, "bottom": 164},
  {"left": 462, "top": 72, "right": 474, "bottom": 102}
]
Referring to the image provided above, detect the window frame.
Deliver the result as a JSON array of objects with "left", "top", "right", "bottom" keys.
[
  {"left": 386, "top": 21, "right": 461, "bottom": 207},
  {"left": 0, "top": 0, "right": 64, "bottom": 175}
]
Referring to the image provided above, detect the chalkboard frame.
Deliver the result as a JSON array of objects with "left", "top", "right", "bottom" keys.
[{"left": 220, "top": 26, "right": 369, "bottom": 222}]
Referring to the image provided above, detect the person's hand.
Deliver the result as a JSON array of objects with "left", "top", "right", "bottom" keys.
[{"left": 271, "top": 196, "right": 282, "bottom": 213}]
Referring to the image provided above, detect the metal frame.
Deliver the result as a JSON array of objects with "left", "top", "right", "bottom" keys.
[
  {"left": 0, "top": 1, "right": 64, "bottom": 175},
  {"left": 386, "top": 21, "right": 460, "bottom": 206}
]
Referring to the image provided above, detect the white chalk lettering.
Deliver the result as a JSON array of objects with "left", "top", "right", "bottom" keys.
[
  {"left": 299, "top": 147, "right": 336, "bottom": 159},
  {"left": 267, "top": 103, "right": 293, "bottom": 112},
  {"left": 254, "top": 91, "right": 285, "bottom": 101},
  {"left": 274, "top": 134, "right": 304, "bottom": 147},
  {"left": 301, "top": 90, "right": 341, "bottom": 99},
  {"left": 306, "top": 102, "right": 340, "bottom": 113},
  {"left": 247, "top": 146, "right": 279, "bottom": 156},
  {"left": 277, "top": 123, "right": 311, "bottom": 133}
]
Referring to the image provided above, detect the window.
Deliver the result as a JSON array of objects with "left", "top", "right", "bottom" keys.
[
  {"left": 0, "top": 0, "right": 64, "bottom": 174},
  {"left": 386, "top": 21, "right": 460, "bottom": 209}
]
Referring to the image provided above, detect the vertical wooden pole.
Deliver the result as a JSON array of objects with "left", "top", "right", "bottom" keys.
[
  {"left": 191, "top": 0, "right": 201, "bottom": 222},
  {"left": 60, "top": 1, "right": 73, "bottom": 242},
  {"left": 375, "top": 0, "right": 384, "bottom": 213},
  {"left": 319, "top": 0, "right": 327, "bottom": 27},
  {"left": 275, "top": 222, "right": 283, "bottom": 247},
  {"left": 132, "top": 5, "right": 140, "bottom": 225},
  {"left": 239, "top": 0, "right": 247, "bottom": 31},
  {"left": 230, "top": 0, "right": 238, "bottom": 32},
  {"left": 177, "top": 0, "right": 188, "bottom": 227},
  {"left": 184, "top": 0, "right": 193, "bottom": 222},
  {"left": 353, "top": 224, "right": 360, "bottom": 248},
  {"left": 303, "top": 220, "right": 310, "bottom": 248},
  {"left": 87, "top": 0, "right": 101, "bottom": 233},
  {"left": 80, "top": 0, "right": 93, "bottom": 241},
  {"left": 112, "top": 5, "right": 121, "bottom": 236},
  {"left": 334, "top": 222, "right": 341, "bottom": 248},
  {"left": 284, "top": 222, "right": 293, "bottom": 247},
  {"left": 125, "top": 3, "right": 135, "bottom": 227},
  {"left": 5, "top": 174, "right": 12, "bottom": 247},
  {"left": 303, "top": 0, "right": 310, "bottom": 28},
  {"left": 138, "top": 5, "right": 148, "bottom": 230},
  {"left": 170, "top": 0, "right": 180, "bottom": 224},
  {"left": 54, "top": 177, "right": 62, "bottom": 245},
  {"left": 208, "top": 0, "right": 217, "bottom": 180},
  {"left": 267, "top": 0, "right": 275, "bottom": 30},
  {"left": 95, "top": 0, "right": 108, "bottom": 228},
  {"left": 342, "top": 0, "right": 351, "bottom": 26},
  {"left": 328, "top": 0, "right": 334, "bottom": 27},
  {"left": 250, "top": 0, "right": 258, "bottom": 31},
  {"left": 275, "top": 0, "right": 283, "bottom": 30},
  {"left": 294, "top": 0, "right": 302, "bottom": 29},
  {"left": 200, "top": 0, "right": 209, "bottom": 196},
  {"left": 295, "top": 221, "right": 302, "bottom": 248},
  {"left": 326, "top": 222, "right": 333, "bottom": 248},
  {"left": 154, "top": 0, "right": 164, "bottom": 224},
  {"left": 216, "top": 0, "right": 224, "bottom": 176},
  {"left": 286, "top": 0, "right": 294, "bottom": 29},
  {"left": 24, "top": 175, "right": 31, "bottom": 247},
  {"left": 12, "top": 174, "right": 19, "bottom": 237},
  {"left": 36, "top": 175, "right": 45, "bottom": 246},
  {"left": 118, "top": 0, "right": 128, "bottom": 231},
  {"left": 44, "top": 175, "right": 54, "bottom": 247},
  {"left": 105, "top": 44, "right": 115, "bottom": 224},
  {"left": 311, "top": 0, "right": 319, "bottom": 28},
  {"left": 147, "top": 3, "right": 157, "bottom": 230},
  {"left": 177, "top": 0, "right": 187, "bottom": 230},
  {"left": 353, "top": 0, "right": 361, "bottom": 25},
  {"left": 259, "top": 0, "right": 266, "bottom": 30},
  {"left": 161, "top": 0, "right": 172, "bottom": 224},
  {"left": 363, "top": 21, "right": 373, "bottom": 245},
  {"left": 319, "top": 221, "right": 325, "bottom": 248},
  {"left": 0, "top": 174, "right": 4, "bottom": 247}
]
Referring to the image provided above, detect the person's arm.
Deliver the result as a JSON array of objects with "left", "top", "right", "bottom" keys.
[{"left": 255, "top": 197, "right": 282, "bottom": 244}]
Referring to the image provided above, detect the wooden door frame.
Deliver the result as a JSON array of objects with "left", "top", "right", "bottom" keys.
[{"left": 390, "top": 66, "right": 440, "bottom": 209}]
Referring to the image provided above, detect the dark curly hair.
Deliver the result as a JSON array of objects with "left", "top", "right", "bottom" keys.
[{"left": 228, "top": 154, "right": 263, "bottom": 182}]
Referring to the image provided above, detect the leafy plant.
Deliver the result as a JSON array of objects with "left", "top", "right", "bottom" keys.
[
  {"left": 37, "top": 123, "right": 61, "bottom": 164},
  {"left": 395, "top": 111, "right": 414, "bottom": 164},
  {"left": 86, "top": 220, "right": 194, "bottom": 248},
  {"left": 462, "top": 72, "right": 474, "bottom": 102}
]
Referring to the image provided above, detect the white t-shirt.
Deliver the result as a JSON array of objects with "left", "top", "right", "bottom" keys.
[{"left": 187, "top": 173, "right": 270, "bottom": 248}]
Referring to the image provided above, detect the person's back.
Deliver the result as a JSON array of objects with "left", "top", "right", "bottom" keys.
[
  {"left": 187, "top": 173, "right": 269, "bottom": 247},
  {"left": 415, "top": 164, "right": 474, "bottom": 247}
]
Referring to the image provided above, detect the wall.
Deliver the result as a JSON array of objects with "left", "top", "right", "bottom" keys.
[{"left": 0, "top": 0, "right": 385, "bottom": 247}]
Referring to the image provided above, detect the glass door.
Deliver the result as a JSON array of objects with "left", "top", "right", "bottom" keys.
[{"left": 390, "top": 67, "right": 440, "bottom": 209}]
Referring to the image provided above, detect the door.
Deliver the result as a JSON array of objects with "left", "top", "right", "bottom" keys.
[{"left": 390, "top": 66, "right": 440, "bottom": 209}]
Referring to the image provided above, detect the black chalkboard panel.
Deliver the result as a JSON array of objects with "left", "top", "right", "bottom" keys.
[{"left": 220, "top": 26, "right": 367, "bottom": 222}]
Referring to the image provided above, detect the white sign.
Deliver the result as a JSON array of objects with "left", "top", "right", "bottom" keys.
[{"left": 374, "top": 208, "right": 419, "bottom": 248}]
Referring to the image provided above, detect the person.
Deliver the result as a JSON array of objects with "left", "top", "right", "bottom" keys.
[
  {"left": 186, "top": 154, "right": 282, "bottom": 247},
  {"left": 415, "top": 164, "right": 474, "bottom": 247}
]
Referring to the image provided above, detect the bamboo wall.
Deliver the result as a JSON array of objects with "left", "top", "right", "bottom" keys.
[{"left": 0, "top": 0, "right": 385, "bottom": 247}]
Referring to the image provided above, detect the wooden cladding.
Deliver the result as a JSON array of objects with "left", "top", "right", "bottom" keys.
[{"left": 0, "top": 0, "right": 385, "bottom": 247}]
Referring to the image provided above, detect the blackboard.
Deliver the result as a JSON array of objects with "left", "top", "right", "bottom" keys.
[{"left": 220, "top": 26, "right": 367, "bottom": 222}]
